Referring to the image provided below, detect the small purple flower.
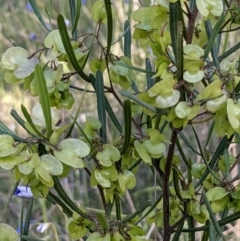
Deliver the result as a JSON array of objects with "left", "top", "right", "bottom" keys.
[
  {"left": 82, "top": 0, "right": 87, "bottom": 5},
  {"left": 25, "top": 2, "right": 33, "bottom": 12},
  {"left": 37, "top": 223, "right": 49, "bottom": 233},
  {"left": 64, "top": 19, "right": 70, "bottom": 27},
  {"left": 14, "top": 186, "right": 33, "bottom": 198},
  {"left": 29, "top": 32, "right": 37, "bottom": 41},
  {"left": 124, "top": 0, "right": 130, "bottom": 3}
]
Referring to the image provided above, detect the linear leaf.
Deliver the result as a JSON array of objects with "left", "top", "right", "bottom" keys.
[
  {"left": 20, "top": 236, "right": 44, "bottom": 241},
  {"left": 96, "top": 70, "right": 107, "bottom": 143},
  {"left": 179, "top": 131, "right": 201, "bottom": 156},
  {"left": 121, "top": 100, "right": 132, "bottom": 154},
  {"left": 35, "top": 64, "right": 52, "bottom": 139},
  {"left": 103, "top": 0, "right": 113, "bottom": 57},
  {"left": 124, "top": 20, "right": 131, "bottom": 59},
  {"left": 204, "top": 13, "right": 225, "bottom": 60},
  {"left": 70, "top": 0, "right": 81, "bottom": 38},
  {"left": 192, "top": 125, "right": 223, "bottom": 184},
  {"left": 29, "top": 0, "right": 50, "bottom": 31},
  {"left": 172, "top": 218, "right": 185, "bottom": 241},
  {"left": 218, "top": 42, "right": 240, "bottom": 62},
  {"left": 204, "top": 120, "right": 215, "bottom": 148},
  {"left": 23, "top": 198, "right": 34, "bottom": 237},
  {"left": 111, "top": 24, "right": 130, "bottom": 46},
  {"left": 88, "top": 74, "right": 122, "bottom": 133},
  {"left": 47, "top": 192, "right": 73, "bottom": 217},
  {"left": 202, "top": 190, "right": 226, "bottom": 241},
  {"left": 21, "top": 104, "right": 43, "bottom": 137},
  {"left": 57, "top": 14, "right": 89, "bottom": 82},
  {"left": 53, "top": 176, "right": 90, "bottom": 220},
  {"left": 66, "top": 86, "right": 87, "bottom": 138},
  {"left": 121, "top": 200, "right": 151, "bottom": 224},
  {"left": 0, "top": 121, "right": 24, "bottom": 142},
  {"left": 196, "top": 135, "right": 233, "bottom": 188},
  {"left": 10, "top": 109, "right": 28, "bottom": 134},
  {"left": 146, "top": 58, "right": 154, "bottom": 89},
  {"left": 169, "top": 2, "right": 180, "bottom": 60},
  {"left": 119, "top": 90, "right": 160, "bottom": 114},
  {"left": 115, "top": 62, "right": 155, "bottom": 74},
  {"left": 105, "top": 98, "right": 122, "bottom": 133}
]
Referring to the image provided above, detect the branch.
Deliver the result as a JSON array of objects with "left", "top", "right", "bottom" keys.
[{"left": 163, "top": 129, "right": 179, "bottom": 241}]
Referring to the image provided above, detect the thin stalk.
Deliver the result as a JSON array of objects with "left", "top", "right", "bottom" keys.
[{"left": 163, "top": 129, "right": 178, "bottom": 241}]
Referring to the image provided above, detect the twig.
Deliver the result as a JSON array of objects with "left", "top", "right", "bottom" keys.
[{"left": 163, "top": 129, "right": 179, "bottom": 241}]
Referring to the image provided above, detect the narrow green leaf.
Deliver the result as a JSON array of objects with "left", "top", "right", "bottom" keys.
[
  {"left": 53, "top": 176, "right": 91, "bottom": 220},
  {"left": 146, "top": 58, "right": 154, "bottom": 89},
  {"left": 169, "top": 1, "right": 180, "bottom": 59},
  {"left": 69, "top": 0, "right": 76, "bottom": 27},
  {"left": 47, "top": 192, "right": 73, "bottom": 217},
  {"left": 128, "top": 158, "right": 142, "bottom": 172},
  {"left": 179, "top": 131, "right": 201, "bottom": 156},
  {"left": 23, "top": 198, "right": 34, "bottom": 237},
  {"left": 70, "top": 0, "right": 81, "bottom": 39},
  {"left": 119, "top": 90, "right": 160, "bottom": 114},
  {"left": 88, "top": 74, "right": 122, "bottom": 133},
  {"left": 196, "top": 135, "right": 233, "bottom": 188},
  {"left": 96, "top": 70, "right": 107, "bottom": 143},
  {"left": 202, "top": 190, "right": 226, "bottom": 241},
  {"left": 10, "top": 109, "right": 25, "bottom": 128},
  {"left": 182, "top": 210, "right": 240, "bottom": 232},
  {"left": 218, "top": 42, "right": 240, "bottom": 62},
  {"left": 176, "top": 137, "right": 191, "bottom": 169},
  {"left": 73, "top": 120, "right": 93, "bottom": 146},
  {"left": 204, "top": 120, "right": 215, "bottom": 148},
  {"left": 111, "top": 24, "right": 130, "bottom": 46},
  {"left": 188, "top": 216, "right": 195, "bottom": 241},
  {"left": 172, "top": 166, "right": 183, "bottom": 201},
  {"left": 192, "top": 125, "right": 223, "bottom": 184},
  {"left": 124, "top": 20, "right": 131, "bottom": 59},
  {"left": 10, "top": 109, "right": 29, "bottom": 135},
  {"left": 209, "top": 222, "right": 216, "bottom": 241},
  {"left": 121, "top": 200, "right": 151, "bottom": 224},
  {"left": 103, "top": 0, "right": 113, "bottom": 58},
  {"left": 20, "top": 207, "right": 24, "bottom": 239},
  {"left": 223, "top": 149, "right": 230, "bottom": 180},
  {"left": 20, "top": 236, "right": 44, "bottom": 241},
  {"left": 57, "top": 14, "right": 89, "bottom": 82},
  {"left": 201, "top": 220, "right": 210, "bottom": 241},
  {"left": 204, "top": 13, "right": 225, "bottom": 60},
  {"left": 29, "top": 0, "right": 50, "bottom": 31},
  {"left": 104, "top": 104, "right": 121, "bottom": 133},
  {"left": 116, "top": 61, "right": 155, "bottom": 74},
  {"left": 96, "top": 213, "right": 109, "bottom": 230},
  {"left": 66, "top": 85, "right": 87, "bottom": 138},
  {"left": 177, "top": 21, "right": 183, "bottom": 82},
  {"left": 135, "top": 195, "right": 162, "bottom": 225},
  {"left": 121, "top": 100, "right": 132, "bottom": 154},
  {"left": 0, "top": 181, "right": 20, "bottom": 223},
  {"left": 0, "top": 121, "right": 24, "bottom": 142},
  {"left": 172, "top": 218, "right": 185, "bottom": 241},
  {"left": 35, "top": 64, "right": 52, "bottom": 139},
  {"left": 21, "top": 104, "right": 43, "bottom": 137},
  {"left": 115, "top": 195, "right": 121, "bottom": 220}
]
